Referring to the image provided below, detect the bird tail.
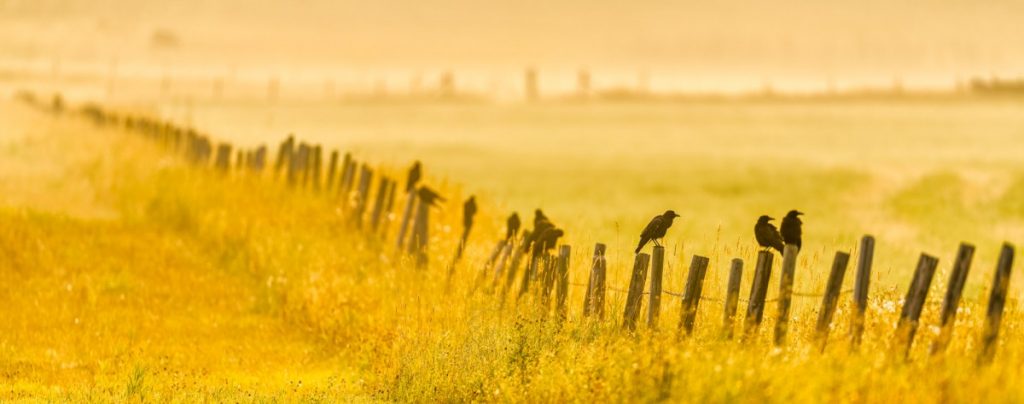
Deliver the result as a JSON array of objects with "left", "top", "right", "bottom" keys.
[{"left": 635, "top": 238, "right": 646, "bottom": 254}]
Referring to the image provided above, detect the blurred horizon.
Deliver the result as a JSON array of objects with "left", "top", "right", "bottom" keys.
[{"left": 3, "top": 0, "right": 1024, "bottom": 99}]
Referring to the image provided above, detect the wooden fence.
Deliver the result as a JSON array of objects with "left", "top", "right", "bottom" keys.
[{"left": 33, "top": 96, "right": 1018, "bottom": 364}]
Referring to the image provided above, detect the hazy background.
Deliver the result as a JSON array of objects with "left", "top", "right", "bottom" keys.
[{"left": 3, "top": 0, "right": 1024, "bottom": 96}]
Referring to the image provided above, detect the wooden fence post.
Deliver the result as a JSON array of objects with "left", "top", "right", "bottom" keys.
[
  {"left": 647, "top": 246, "right": 666, "bottom": 329},
  {"left": 583, "top": 243, "right": 608, "bottom": 319},
  {"left": 774, "top": 244, "right": 800, "bottom": 346},
  {"left": 622, "top": 253, "right": 651, "bottom": 331},
  {"left": 814, "top": 251, "right": 851, "bottom": 351},
  {"left": 541, "top": 254, "right": 557, "bottom": 307},
  {"left": 274, "top": 135, "right": 294, "bottom": 179},
  {"left": 850, "top": 235, "right": 875, "bottom": 349},
  {"left": 370, "top": 177, "right": 390, "bottom": 231},
  {"left": 679, "top": 255, "right": 710, "bottom": 336},
  {"left": 353, "top": 165, "right": 373, "bottom": 227},
  {"left": 214, "top": 143, "right": 232, "bottom": 172},
  {"left": 339, "top": 153, "right": 354, "bottom": 197},
  {"left": 931, "top": 243, "right": 975, "bottom": 355},
  {"left": 894, "top": 253, "right": 939, "bottom": 359},
  {"left": 489, "top": 241, "right": 513, "bottom": 289},
  {"left": 326, "top": 150, "right": 339, "bottom": 192},
  {"left": 408, "top": 193, "right": 430, "bottom": 268},
  {"left": 979, "top": 243, "right": 1015, "bottom": 365},
  {"left": 556, "top": 245, "right": 571, "bottom": 322},
  {"left": 722, "top": 258, "right": 743, "bottom": 339},
  {"left": 500, "top": 231, "right": 530, "bottom": 305},
  {"left": 311, "top": 145, "right": 323, "bottom": 191},
  {"left": 396, "top": 191, "right": 417, "bottom": 249},
  {"left": 744, "top": 251, "right": 774, "bottom": 340}
]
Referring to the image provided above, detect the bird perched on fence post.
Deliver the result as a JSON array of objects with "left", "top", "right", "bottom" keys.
[
  {"left": 506, "top": 212, "right": 521, "bottom": 242},
  {"left": 780, "top": 210, "right": 803, "bottom": 250},
  {"left": 635, "top": 210, "right": 681, "bottom": 253},
  {"left": 523, "top": 209, "right": 552, "bottom": 253},
  {"left": 754, "top": 215, "right": 785, "bottom": 254}
]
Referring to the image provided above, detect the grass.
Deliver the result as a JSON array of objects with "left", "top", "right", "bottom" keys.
[{"left": 3, "top": 97, "right": 1024, "bottom": 401}]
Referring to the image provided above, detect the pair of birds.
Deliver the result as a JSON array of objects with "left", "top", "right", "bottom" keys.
[
  {"left": 754, "top": 210, "right": 803, "bottom": 253},
  {"left": 633, "top": 209, "right": 804, "bottom": 254}
]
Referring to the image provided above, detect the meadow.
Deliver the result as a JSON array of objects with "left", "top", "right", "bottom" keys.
[{"left": 3, "top": 94, "right": 1024, "bottom": 402}]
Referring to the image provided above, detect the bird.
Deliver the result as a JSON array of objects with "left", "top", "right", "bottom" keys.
[
  {"left": 780, "top": 210, "right": 803, "bottom": 250},
  {"left": 463, "top": 196, "right": 477, "bottom": 230},
  {"left": 754, "top": 215, "right": 785, "bottom": 254},
  {"left": 506, "top": 213, "right": 521, "bottom": 242},
  {"left": 523, "top": 209, "right": 553, "bottom": 252},
  {"left": 416, "top": 186, "right": 444, "bottom": 206},
  {"left": 635, "top": 210, "right": 681, "bottom": 253},
  {"left": 532, "top": 227, "right": 564, "bottom": 258},
  {"left": 405, "top": 161, "right": 422, "bottom": 193}
]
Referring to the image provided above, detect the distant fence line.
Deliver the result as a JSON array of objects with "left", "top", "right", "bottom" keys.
[{"left": 20, "top": 93, "right": 1016, "bottom": 365}]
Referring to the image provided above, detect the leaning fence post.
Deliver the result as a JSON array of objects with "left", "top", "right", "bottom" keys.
[
  {"left": 930, "top": 243, "right": 975, "bottom": 355},
  {"left": 744, "top": 251, "right": 774, "bottom": 340},
  {"left": 815, "top": 251, "right": 851, "bottom": 351},
  {"left": 395, "top": 162, "right": 422, "bottom": 249},
  {"left": 850, "top": 235, "right": 875, "bottom": 349},
  {"left": 679, "top": 255, "right": 710, "bottom": 336},
  {"left": 500, "top": 231, "right": 530, "bottom": 305},
  {"left": 583, "top": 243, "right": 608, "bottom": 319},
  {"left": 339, "top": 153, "right": 354, "bottom": 197},
  {"left": 894, "top": 253, "right": 939, "bottom": 359},
  {"left": 647, "top": 246, "right": 666, "bottom": 329},
  {"left": 370, "top": 177, "right": 390, "bottom": 232},
  {"left": 622, "top": 253, "right": 651, "bottom": 331},
  {"left": 722, "top": 258, "right": 743, "bottom": 339},
  {"left": 978, "top": 243, "right": 1015, "bottom": 365},
  {"left": 556, "top": 245, "right": 571, "bottom": 322},
  {"left": 773, "top": 244, "right": 799, "bottom": 346},
  {"left": 326, "top": 150, "right": 339, "bottom": 192}
]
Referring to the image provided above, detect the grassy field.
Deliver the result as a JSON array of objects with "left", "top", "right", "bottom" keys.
[{"left": 4, "top": 96, "right": 1024, "bottom": 401}]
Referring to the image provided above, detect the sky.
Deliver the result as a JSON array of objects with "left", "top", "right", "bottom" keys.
[{"left": 2, "top": 0, "right": 1024, "bottom": 93}]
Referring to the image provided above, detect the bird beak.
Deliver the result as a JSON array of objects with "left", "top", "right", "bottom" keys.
[
  {"left": 768, "top": 217, "right": 775, "bottom": 221},
  {"left": 797, "top": 211, "right": 804, "bottom": 216}
]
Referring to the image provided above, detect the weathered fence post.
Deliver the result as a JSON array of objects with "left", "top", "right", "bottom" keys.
[
  {"left": 541, "top": 254, "right": 557, "bottom": 307},
  {"left": 339, "top": 153, "right": 354, "bottom": 197},
  {"left": 978, "top": 243, "right": 1015, "bottom": 365},
  {"left": 274, "top": 135, "right": 294, "bottom": 179},
  {"left": 583, "top": 243, "right": 608, "bottom": 319},
  {"left": 352, "top": 165, "right": 373, "bottom": 227},
  {"left": 773, "top": 245, "right": 799, "bottom": 346},
  {"left": 369, "top": 177, "right": 390, "bottom": 232},
  {"left": 311, "top": 145, "right": 323, "bottom": 191},
  {"left": 722, "top": 258, "right": 743, "bottom": 339},
  {"left": 647, "top": 246, "right": 666, "bottom": 329},
  {"left": 381, "top": 179, "right": 397, "bottom": 235},
  {"left": 395, "top": 162, "right": 422, "bottom": 249},
  {"left": 679, "top": 255, "right": 710, "bottom": 336},
  {"left": 408, "top": 193, "right": 429, "bottom": 268},
  {"left": 214, "top": 143, "right": 233, "bottom": 172},
  {"left": 622, "top": 253, "right": 651, "bottom": 331},
  {"left": 556, "top": 245, "right": 571, "bottom": 322},
  {"left": 931, "top": 243, "right": 975, "bottom": 355},
  {"left": 814, "top": 251, "right": 851, "bottom": 351},
  {"left": 850, "top": 235, "right": 875, "bottom": 349},
  {"left": 500, "top": 231, "right": 530, "bottom": 305},
  {"left": 326, "top": 150, "right": 339, "bottom": 192},
  {"left": 894, "top": 253, "right": 939, "bottom": 359},
  {"left": 744, "top": 251, "right": 774, "bottom": 340}
]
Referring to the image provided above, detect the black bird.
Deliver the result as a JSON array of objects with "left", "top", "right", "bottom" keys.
[
  {"left": 635, "top": 210, "right": 681, "bottom": 253},
  {"left": 506, "top": 213, "right": 521, "bottom": 242},
  {"left": 405, "top": 161, "right": 422, "bottom": 193},
  {"left": 532, "top": 227, "right": 564, "bottom": 258},
  {"left": 780, "top": 210, "right": 803, "bottom": 250},
  {"left": 523, "top": 209, "right": 553, "bottom": 252},
  {"left": 463, "top": 196, "right": 477, "bottom": 230},
  {"left": 416, "top": 186, "right": 444, "bottom": 206},
  {"left": 754, "top": 215, "right": 785, "bottom": 254}
]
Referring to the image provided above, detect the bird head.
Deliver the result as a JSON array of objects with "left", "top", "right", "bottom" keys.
[
  {"left": 663, "top": 210, "right": 680, "bottom": 218},
  {"left": 786, "top": 210, "right": 803, "bottom": 217},
  {"left": 758, "top": 215, "right": 774, "bottom": 223}
]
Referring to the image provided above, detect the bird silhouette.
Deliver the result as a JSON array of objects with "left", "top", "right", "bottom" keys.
[
  {"left": 416, "top": 186, "right": 444, "bottom": 206},
  {"left": 635, "top": 210, "right": 681, "bottom": 253},
  {"left": 755, "top": 215, "right": 785, "bottom": 254},
  {"left": 506, "top": 213, "right": 521, "bottom": 242},
  {"left": 523, "top": 209, "right": 553, "bottom": 252},
  {"left": 532, "top": 227, "right": 564, "bottom": 258},
  {"left": 780, "top": 210, "right": 803, "bottom": 250},
  {"left": 463, "top": 196, "right": 477, "bottom": 229},
  {"left": 405, "top": 161, "right": 422, "bottom": 192}
]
